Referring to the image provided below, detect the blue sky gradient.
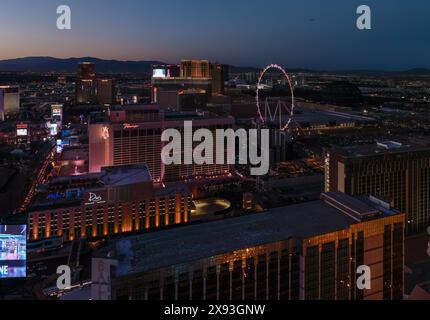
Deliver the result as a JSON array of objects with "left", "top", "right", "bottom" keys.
[{"left": 0, "top": 0, "right": 429, "bottom": 70}]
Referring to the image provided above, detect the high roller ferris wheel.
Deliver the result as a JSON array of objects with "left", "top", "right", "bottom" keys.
[{"left": 256, "top": 64, "right": 297, "bottom": 132}]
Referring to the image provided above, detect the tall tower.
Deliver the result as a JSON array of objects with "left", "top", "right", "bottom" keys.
[{"left": 76, "top": 62, "right": 96, "bottom": 104}]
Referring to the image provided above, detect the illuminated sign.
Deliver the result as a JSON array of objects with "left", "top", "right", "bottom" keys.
[
  {"left": 16, "top": 123, "right": 28, "bottom": 129},
  {"left": 52, "top": 106, "right": 63, "bottom": 117},
  {"left": 0, "top": 225, "right": 27, "bottom": 279},
  {"left": 102, "top": 126, "right": 110, "bottom": 140},
  {"left": 16, "top": 129, "right": 28, "bottom": 136},
  {"left": 85, "top": 192, "right": 106, "bottom": 206},
  {"left": 50, "top": 123, "right": 58, "bottom": 136},
  {"left": 153, "top": 68, "right": 167, "bottom": 78},
  {"left": 123, "top": 123, "right": 139, "bottom": 129}
]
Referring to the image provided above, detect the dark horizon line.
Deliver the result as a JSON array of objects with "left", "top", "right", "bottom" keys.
[{"left": 0, "top": 55, "right": 429, "bottom": 74}]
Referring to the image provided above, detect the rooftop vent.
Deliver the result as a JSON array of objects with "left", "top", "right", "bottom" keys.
[
  {"left": 321, "top": 192, "right": 381, "bottom": 221},
  {"left": 377, "top": 141, "right": 403, "bottom": 150}
]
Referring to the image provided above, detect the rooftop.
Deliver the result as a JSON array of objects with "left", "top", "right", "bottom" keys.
[
  {"left": 30, "top": 164, "right": 153, "bottom": 211},
  {"left": 99, "top": 163, "right": 152, "bottom": 187},
  {"left": 331, "top": 140, "right": 430, "bottom": 158},
  {"left": 96, "top": 193, "right": 400, "bottom": 277}
]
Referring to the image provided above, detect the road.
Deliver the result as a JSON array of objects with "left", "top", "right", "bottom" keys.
[{"left": 19, "top": 142, "right": 55, "bottom": 213}]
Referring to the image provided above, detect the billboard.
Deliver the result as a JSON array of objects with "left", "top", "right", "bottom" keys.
[
  {"left": 16, "top": 129, "right": 28, "bottom": 136},
  {"left": 152, "top": 68, "right": 167, "bottom": 78},
  {"left": 0, "top": 225, "right": 27, "bottom": 279}
]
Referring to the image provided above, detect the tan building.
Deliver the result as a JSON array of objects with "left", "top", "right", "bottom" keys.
[
  {"left": 180, "top": 60, "right": 211, "bottom": 78},
  {"left": 28, "top": 164, "right": 191, "bottom": 242},
  {"left": 0, "top": 85, "right": 20, "bottom": 118},
  {"left": 96, "top": 79, "right": 115, "bottom": 105},
  {"left": 324, "top": 141, "right": 430, "bottom": 234},
  {"left": 94, "top": 192, "right": 405, "bottom": 300}
]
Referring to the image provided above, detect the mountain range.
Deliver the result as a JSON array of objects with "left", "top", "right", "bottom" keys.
[
  {"left": 0, "top": 56, "right": 262, "bottom": 74},
  {"left": 0, "top": 56, "right": 428, "bottom": 75},
  {"left": 0, "top": 57, "right": 163, "bottom": 74}
]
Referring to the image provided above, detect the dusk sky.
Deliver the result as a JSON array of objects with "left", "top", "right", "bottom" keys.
[{"left": 0, "top": 0, "right": 429, "bottom": 70}]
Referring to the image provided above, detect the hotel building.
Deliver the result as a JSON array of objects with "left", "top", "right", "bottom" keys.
[
  {"left": 28, "top": 164, "right": 192, "bottom": 242},
  {"left": 0, "top": 85, "right": 20, "bottom": 119},
  {"left": 96, "top": 79, "right": 115, "bottom": 105},
  {"left": 88, "top": 104, "right": 234, "bottom": 182},
  {"left": 78, "top": 62, "right": 96, "bottom": 80},
  {"left": 76, "top": 62, "right": 116, "bottom": 105},
  {"left": 151, "top": 60, "right": 229, "bottom": 106},
  {"left": 93, "top": 192, "right": 405, "bottom": 300},
  {"left": 325, "top": 141, "right": 430, "bottom": 234},
  {"left": 76, "top": 62, "right": 96, "bottom": 104}
]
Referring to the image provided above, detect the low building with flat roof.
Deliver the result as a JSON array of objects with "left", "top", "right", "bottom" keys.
[{"left": 28, "top": 163, "right": 192, "bottom": 242}]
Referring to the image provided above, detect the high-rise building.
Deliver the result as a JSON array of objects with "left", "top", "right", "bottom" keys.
[
  {"left": 88, "top": 105, "right": 234, "bottom": 182},
  {"left": 78, "top": 62, "right": 96, "bottom": 80},
  {"left": 0, "top": 85, "right": 20, "bottom": 117},
  {"left": 325, "top": 141, "right": 430, "bottom": 234},
  {"left": 180, "top": 60, "right": 211, "bottom": 78},
  {"left": 76, "top": 62, "right": 96, "bottom": 104},
  {"left": 96, "top": 79, "right": 115, "bottom": 105},
  {"left": 151, "top": 60, "right": 228, "bottom": 107},
  {"left": 93, "top": 192, "right": 405, "bottom": 300},
  {"left": 76, "top": 79, "right": 95, "bottom": 104},
  {"left": 57, "top": 76, "right": 67, "bottom": 85},
  {"left": 0, "top": 89, "right": 4, "bottom": 121},
  {"left": 211, "top": 64, "right": 229, "bottom": 95}
]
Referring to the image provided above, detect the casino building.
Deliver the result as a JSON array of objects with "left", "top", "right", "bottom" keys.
[
  {"left": 325, "top": 141, "right": 430, "bottom": 234},
  {"left": 28, "top": 164, "right": 192, "bottom": 242},
  {"left": 151, "top": 60, "right": 229, "bottom": 108},
  {"left": 88, "top": 104, "right": 234, "bottom": 182},
  {"left": 94, "top": 192, "right": 405, "bottom": 300}
]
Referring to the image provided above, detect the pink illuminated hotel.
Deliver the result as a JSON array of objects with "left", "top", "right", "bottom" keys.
[
  {"left": 89, "top": 105, "right": 235, "bottom": 182},
  {"left": 28, "top": 104, "right": 235, "bottom": 242}
]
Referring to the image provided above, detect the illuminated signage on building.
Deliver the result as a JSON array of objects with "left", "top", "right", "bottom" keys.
[
  {"left": 16, "top": 129, "right": 28, "bottom": 136},
  {"left": 85, "top": 192, "right": 106, "bottom": 206},
  {"left": 123, "top": 124, "right": 139, "bottom": 129},
  {"left": 102, "top": 126, "right": 110, "bottom": 140},
  {"left": 153, "top": 68, "right": 167, "bottom": 78},
  {"left": 52, "top": 108, "right": 62, "bottom": 116},
  {"left": 16, "top": 123, "right": 29, "bottom": 137}
]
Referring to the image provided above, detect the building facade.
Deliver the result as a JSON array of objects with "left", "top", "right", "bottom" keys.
[
  {"left": 96, "top": 79, "right": 115, "bottom": 105},
  {"left": 89, "top": 105, "right": 234, "bottom": 182},
  {"left": 325, "top": 141, "right": 430, "bottom": 234},
  {"left": 180, "top": 60, "right": 211, "bottom": 78},
  {"left": 0, "top": 85, "right": 20, "bottom": 118},
  {"left": 94, "top": 192, "right": 405, "bottom": 300},
  {"left": 151, "top": 60, "right": 229, "bottom": 106},
  {"left": 28, "top": 164, "right": 192, "bottom": 242}
]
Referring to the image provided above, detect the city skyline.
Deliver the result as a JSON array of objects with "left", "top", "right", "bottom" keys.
[
  {"left": 1, "top": 0, "right": 430, "bottom": 304},
  {"left": 0, "top": 0, "right": 429, "bottom": 71}
]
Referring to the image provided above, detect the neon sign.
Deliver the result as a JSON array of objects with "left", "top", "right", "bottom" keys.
[
  {"left": 85, "top": 192, "right": 106, "bottom": 206},
  {"left": 102, "top": 126, "right": 110, "bottom": 140},
  {"left": 123, "top": 123, "right": 139, "bottom": 129}
]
